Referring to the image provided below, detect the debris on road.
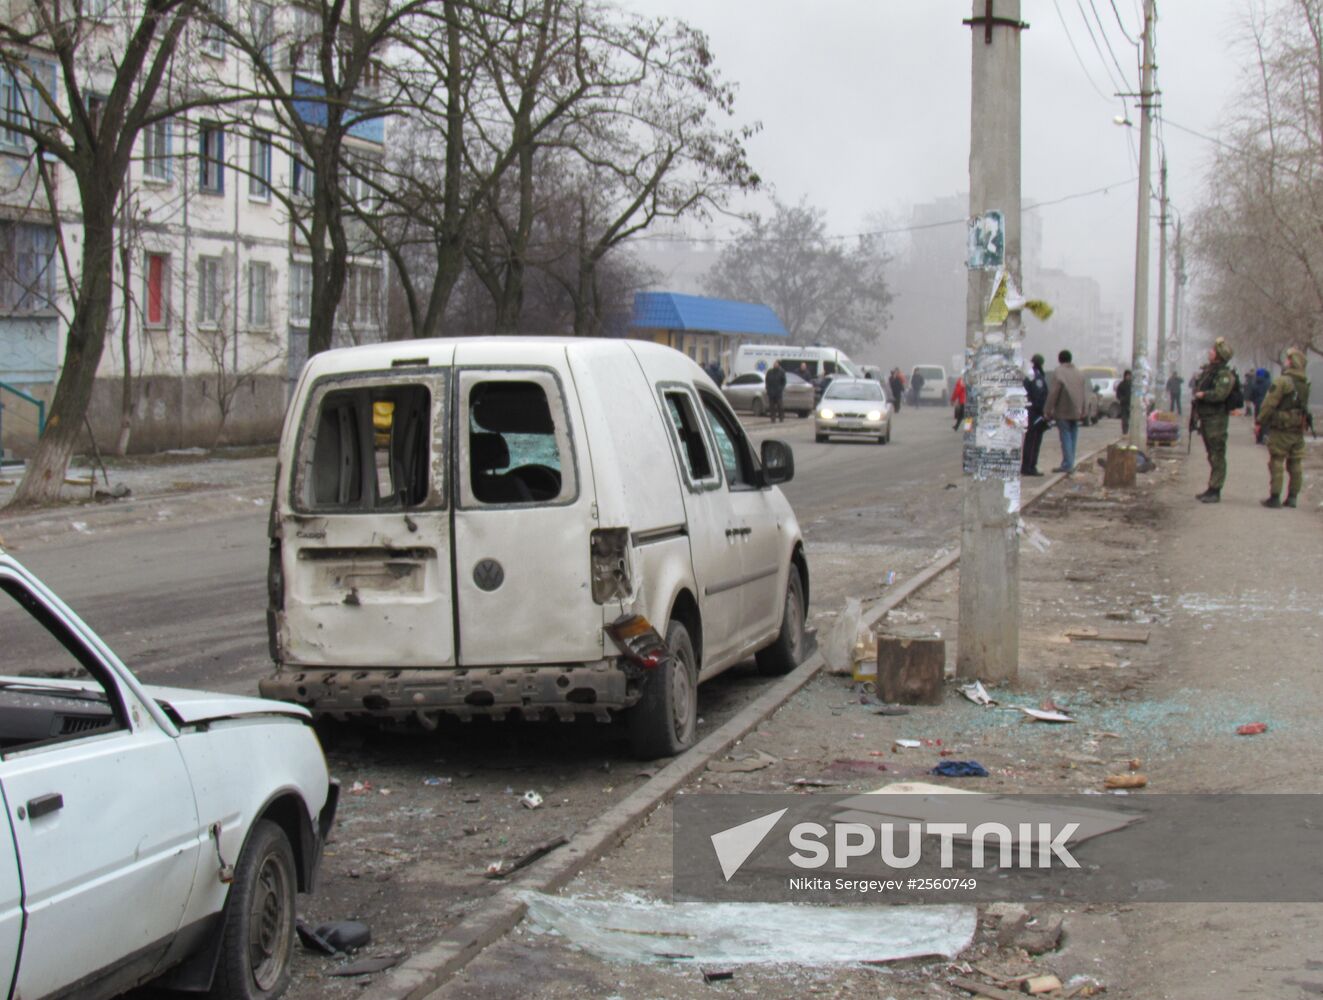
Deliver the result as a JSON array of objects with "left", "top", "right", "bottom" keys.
[
  {"left": 1023, "top": 973, "right": 1064, "bottom": 994},
  {"left": 484, "top": 836, "right": 569, "bottom": 879},
  {"left": 791, "top": 778, "right": 844, "bottom": 788},
  {"left": 1065, "top": 625, "right": 1151, "bottom": 644},
  {"left": 317, "top": 921, "right": 371, "bottom": 952},
  {"left": 422, "top": 776, "right": 452, "bottom": 786},
  {"left": 328, "top": 953, "right": 405, "bottom": 976},
  {"left": 893, "top": 738, "right": 923, "bottom": 750},
  {"left": 823, "top": 598, "right": 864, "bottom": 675},
  {"left": 828, "top": 759, "right": 889, "bottom": 775},
  {"left": 707, "top": 749, "right": 777, "bottom": 773},
  {"left": 518, "top": 892, "right": 978, "bottom": 965},
  {"left": 1236, "top": 722, "right": 1268, "bottom": 736},
  {"left": 1103, "top": 773, "right": 1148, "bottom": 789},
  {"left": 931, "top": 760, "right": 989, "bottom": 778},
  {"left": 701, "top": 968, "right": 734, "bottom": 983},
  {"left": 961, "top": 680, "right": 997, "bottom": 706},
  {"left": 1019, "top": 706, "right": 1075, "bottom": 724},
  {"left": 949, "top": 975, "right": 1029, "bottom": 1000},
  {"left": 873, "top": 704, "right": 911, "bottom": 716},
  {"left": 997, "top": 913, "right": 1064, "bottom": 955},
  {"left": 520, "top": 790, "right": 544, "bottom": 809}
]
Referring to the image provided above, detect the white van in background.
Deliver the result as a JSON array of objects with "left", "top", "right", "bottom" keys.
[
  {"left": 910, "top": 364, "right": 949, "bottom": 405},
  {"left": 732, "top": 344, "right": 860, "bottom": 380}
]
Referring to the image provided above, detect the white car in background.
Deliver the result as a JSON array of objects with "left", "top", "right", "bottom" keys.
[
  {"left": 815, "top": 377, "right": 893, "bottom": 444},
  {"left": 1091, "top": 377, "right": 1122, "bottom": 418},
  {"left": 0, "top": 552, "right": 336, "bottom": 1000}
]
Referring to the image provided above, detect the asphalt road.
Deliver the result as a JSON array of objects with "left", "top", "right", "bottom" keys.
[{"left": 9, "top": 405, "right": 1113, "bottom": 695}]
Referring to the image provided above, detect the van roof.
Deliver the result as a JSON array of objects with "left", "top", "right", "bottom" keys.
[{"left": 300, "top": 336, "right": 704, "bottom": 378}]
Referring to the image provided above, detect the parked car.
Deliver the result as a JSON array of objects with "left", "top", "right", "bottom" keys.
[
  {"left": 0, "top": 551, "right": 337, "bottom": 1000},
  {"left": 1091, "top": 377, "right": 1122, "bottom": 418},
  {"left": 263, "top": 338, "right": 810, "bottom": 759},
  {"left": 909, "top": 365, "right": 949, "bottom": 405},
  {"left": 815, "top": 377, "right": 892, "bottom": 444},
  {"left": 722, "top": 370, "right": 815, "bottom": 418}
]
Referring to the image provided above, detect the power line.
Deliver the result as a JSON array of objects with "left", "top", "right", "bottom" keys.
[
  {"left": 1053, "top": 0, "right": 1117, "bottom": 104},
  {"left": 1086, "top": 0, "right": 1135, "bottom": 89},
  {"left": 1109, "top": 0, "right": 1139, "bottom": 45},
  {"left": 1072, "top": 0, "right": 1129, "bottom": 94}
]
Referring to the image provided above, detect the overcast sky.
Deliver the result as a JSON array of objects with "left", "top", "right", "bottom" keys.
[{"left": 619, "top": 0, "right": 1252, "bottom": 339}]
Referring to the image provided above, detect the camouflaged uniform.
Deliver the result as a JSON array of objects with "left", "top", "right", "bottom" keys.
[
  {"left": 1256, "top": 350, "right": 1311, "bottom": 507},
  {"left": 1194, "top": 338, "right": 1236, "bottom": 498}
]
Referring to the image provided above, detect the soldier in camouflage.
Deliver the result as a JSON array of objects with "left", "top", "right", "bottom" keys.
[
  {"left": 1255, "top": 347, "right": 1311, "bottom": 508},
  {"left": 1193, "top": 337, "right": 1236, "bottom": 503}
]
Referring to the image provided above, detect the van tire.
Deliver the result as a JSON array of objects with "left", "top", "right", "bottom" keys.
[
  {"left": 756, "top": 570, "right": 806, "bottom": 677},
  {"left": 628, "top": 621, "right": 698, "bottom": 759}
]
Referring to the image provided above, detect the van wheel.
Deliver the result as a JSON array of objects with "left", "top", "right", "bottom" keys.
[
  {"left": 797, "top": 410, "right": 809, "bottom": 418},
  {"left": 756, "top": 570, "right": 806, "bottom": 677},
  {"left": 752, "top": 397, "right": 765, "bottom": 416},
  {"left": 815, "top": 433, "right": 828, "bottom": 443},
  {"left": 628, "top": 621, "right": 698, "bottom": 759}
]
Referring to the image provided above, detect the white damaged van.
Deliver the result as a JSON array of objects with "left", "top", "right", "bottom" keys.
[{"left": 261, "top": 338, "right": 809, "bottom": 757}]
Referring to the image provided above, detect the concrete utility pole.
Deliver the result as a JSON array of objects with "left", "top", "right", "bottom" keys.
[
  {"left": 1154, "top": 154, "right": 1169, "bottom": 406},
  {"left": 1171, "top": 220, "right": 1185, "bottom": 386},
  {"left": 958, "top": 0, "right": 1026, "bottom": 683},
  {"left": 1127, "top": 0, "right": 1156, "bottom": 448}
]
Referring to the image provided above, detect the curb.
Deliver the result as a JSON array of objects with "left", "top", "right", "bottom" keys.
[{"left": 370, "top": 443, "right": 1114, "bottom": 1000}]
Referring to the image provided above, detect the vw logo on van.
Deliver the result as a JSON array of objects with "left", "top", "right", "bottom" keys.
[{"left": 473, "top": 559, "right": 505, "bottom": 592}]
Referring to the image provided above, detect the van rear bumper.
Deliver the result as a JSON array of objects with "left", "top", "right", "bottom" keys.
[{"left": 259, "top": 661, "right": 640, "bottom": 722}]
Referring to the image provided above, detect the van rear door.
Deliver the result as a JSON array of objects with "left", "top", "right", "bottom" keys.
[
  {"left": 279, "top": 361, "right": 456, "bottom": 668},
  {"left": 451, "top": 354, "right": 602, "bottom": 666}
]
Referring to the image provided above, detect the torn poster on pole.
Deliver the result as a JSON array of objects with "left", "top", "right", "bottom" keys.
[
  {"left": 962, "top": 341, "right": 1026, "bottom": 481},
  {"left": 967, "top": 211, "right": 1005, "bottom": 269}
]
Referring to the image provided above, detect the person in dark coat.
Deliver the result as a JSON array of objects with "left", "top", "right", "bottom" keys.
[
  {"left": 1166, "top": 371, "right": 1183, "bottom": 415},
  {"left": 765, "top": 360, "right": 787, "bottom": 422},
  {"left": 888, "top": 369, "right": 904, "bottom": 412},
  {"left": 1020, "top": 354, "right": 1049, "bottom": 476},
  {"left": 1116, "top": 370, "right": 1133, "bottom": 435}
]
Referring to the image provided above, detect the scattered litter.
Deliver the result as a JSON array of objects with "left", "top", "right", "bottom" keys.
[
  {"left": 1065, "top": 625, "right": 1151, "bottom": 644},
  {"left": 70, "top": 521, "right": 90, "bottom": 533},
  {"left": 828, "top": 759, "right": 888, "bottom": 775},
  {"left": 329, "top": 953, "right": 405, "bottom": 976},
  {"left": 893, "top": 739, "right": 922, "bottom": 750},
  {"left": 931, "top": 760, "right": 988, "bottom": 778},
  {"left": 949, "top": 975, "right": 1025, "bottom": 1000},
  {"left": 701, "top": 968, "right": 734, "bottom": 983},
  {"left": 791, "top": 778, "right": 843, "bottom": 788},
  {"left": 883, "top": 570, "right": 897, "bottom": 586},
  {"left": 485, "top": 836, "right": 568, "bottom": 879},
  {"left": 1103, "top": 773, "right": 1148, "bottom": 789},
  {"left": 520, "top": 790, "right": 544, "bottom": 809},
  {"left": 422, "top": 776, "right": 452, "bottom": 786},
  {"left": 874, "top": 705, "right": 910, "bottom": 716},
  {"left": 518, "top": 892, "right": 978, "bottom": 965},
  {"left": 823, "top": 598, "right": 865, "bottom": 675},
  {"left": 317, "top": 921, "right": 371, "bottom": 952},
  {"left": 296, "top": 920, "right": 338, "bottom": 956},
  {"left": 960, "top": 681, "right": 996, "bottom": 706},
  {"left": 1127, "top": 758, "right": 1143, "bottom": 770},
  {"left": 708, "top": 750, "right": 777, "bottom": 774},
  {"left": 1018, "top": 520, "right": 1051, "bottom": 552},
  {"left": 93, "top": 483, "right": 132, "bottom": 501},
  {"left": 1019, "top": 707, "right": 1075, "bottom": 724},
  {"left": 349, "top": 781, "right": 373, "bottom": 795},
  {"left": 1236, "top": 722, "right": 1268, "bottom": 736},
  {"left": 1024, "top": 973, "right": 1064, "bottom": 995}
]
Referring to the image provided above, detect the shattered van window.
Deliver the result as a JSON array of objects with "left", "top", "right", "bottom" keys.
[
  {"left": 468, "top": 380, "right": 565, "bottom": 505},
  {"left": 664, "top": 390, "right": 714, "bottom": 483},
  {"left": 300, "top": 380, "right": 439, "bottom": 511}
]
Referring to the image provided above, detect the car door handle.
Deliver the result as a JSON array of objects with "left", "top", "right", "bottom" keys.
[
  {"left": 25, "top": 793, "right": 63, "bottom": 819},
  {"left": 725, "top": 527, "right": 752, "bottom": 538}
]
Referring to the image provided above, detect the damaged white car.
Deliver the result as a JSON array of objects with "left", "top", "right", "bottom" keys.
[{"left": 0, "top": 552, "right": 337, "bottom": 1000}]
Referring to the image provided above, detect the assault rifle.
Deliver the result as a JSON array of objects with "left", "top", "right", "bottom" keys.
[{"left": 1187, "top": 404, "right": 1199, "bottom": 454}]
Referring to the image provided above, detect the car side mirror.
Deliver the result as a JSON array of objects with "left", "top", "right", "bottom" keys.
[{"left": 760, "top": 439, "right": 794, "bottom": 486}]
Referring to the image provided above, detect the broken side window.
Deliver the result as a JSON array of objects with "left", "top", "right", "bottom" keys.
[
  {"left": 663, "top": 389, "right": 716, "bottom": 486},
  {"left": 296, "top": 376, "right": 444, "bottom": 512},
  {"left": 465, "top": 378, "right": 569, "bottom": 506}
]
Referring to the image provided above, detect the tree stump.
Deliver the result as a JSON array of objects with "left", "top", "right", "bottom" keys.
[
  {"left": 873, "top": 628, "right": 945, "bottom": 705},
  {"left": 1103, "top": 443, "right": 1137, "bottom": 488}
]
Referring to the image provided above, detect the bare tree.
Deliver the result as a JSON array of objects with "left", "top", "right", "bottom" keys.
[
  {"left": 704, "top": 198, "right": 891, "bottom": 355},
  {"left": 1, "top": 0, "right": 218, "bottom": 505}
]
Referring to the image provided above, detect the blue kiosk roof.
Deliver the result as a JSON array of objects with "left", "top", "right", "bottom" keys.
[{"left": 631, "top": 292, "right": 787, "bottom": 338}]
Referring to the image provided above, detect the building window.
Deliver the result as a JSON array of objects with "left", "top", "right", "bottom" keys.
[
  {"left": 289, "top": 261, "right": 312, "bottom": 324},
  {"left": 344, "top": 265, "right": 381, "bottom": 327},
  {"left": 247, "top": 260, "right": 271, "bottom": 328},
  {"left": 144, "top": 252, "right": 170, "bottom": 327},
  {"left": 0, "top": 221, "right": 57, "bottom": 312},
  {"left": 292, "top": 157, "right": 314, "bottom": 198},
  {"left": 197, "top": 255, "right": 223, "bottom": 326},
  {"left": 200, "top": 0, "right": 227, "bottom": 57},
  {"left": 250, "top": 0, "right": 274, "bottom": 62},
  {"left": 248, "top": 131, "right": 271, "bottom": 199},
  {"left": 1, "top": 68, "right": 29, "bottom": 149},
  {"left": 143, "top": 118, "right": 172, "bottom": 181},
  {"left": 199, "top": 122, "right": 224, "bottom": 193}
]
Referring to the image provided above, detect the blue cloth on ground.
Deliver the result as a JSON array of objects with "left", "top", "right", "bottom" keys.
[{"left": 930, "top": 760, "right": 988, "bottom": 778}]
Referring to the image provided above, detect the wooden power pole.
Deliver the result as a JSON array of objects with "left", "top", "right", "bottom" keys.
[{"left": 958, "top": 0, "right": 1026, "bottom": 683}]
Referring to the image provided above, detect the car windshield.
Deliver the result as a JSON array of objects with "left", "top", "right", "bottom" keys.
[
  {"left": 825, "top": 381, "right": 884, "bottom": 401},
  {"left": 915, "top": 367, "right": 943, "bottom": 381}
]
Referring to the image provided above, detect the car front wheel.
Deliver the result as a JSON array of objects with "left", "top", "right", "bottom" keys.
[
  {"left": 752, "top": 397, "right": 765, "bottom": 416},
  {"left": 208, "top": 819, "right": 297, "bottom": 1000},
  {"left": 756, "top": 570, "right": 806, "bottom": 677},
  {"left": 628, "top": 621, "right": 698, "bottom": 759}
]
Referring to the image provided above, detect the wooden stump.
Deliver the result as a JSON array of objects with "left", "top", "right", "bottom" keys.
[
  {"left": 1103, "top": 443, "right": 1137, "bottom": 488},
  {"left": 873, "top": 628, "right": 945, "bottom": 705}
]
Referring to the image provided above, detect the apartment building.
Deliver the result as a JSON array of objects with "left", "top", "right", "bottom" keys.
[{"left": 0, "top": 0, "right": 387, "bottom": 455}]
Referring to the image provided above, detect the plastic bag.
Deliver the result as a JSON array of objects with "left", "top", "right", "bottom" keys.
[{"left": 823, "top": 597, "right": 864, "bottom": 675}]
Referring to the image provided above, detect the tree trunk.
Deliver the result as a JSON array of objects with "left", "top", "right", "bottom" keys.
[
  {"left": 116, "top": 223, "right": 134, "bottom": 456},
  {"left": 10, "top": 204, "right": 117, "bottom": 507}
]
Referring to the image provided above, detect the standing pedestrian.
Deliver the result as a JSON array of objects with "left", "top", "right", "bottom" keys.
[
  {"left": 1192, "top": 337, "right": 1237, "bottom": 503},
  {"left": 1166, "top": 371, "right": 1183, "bottom": 415},
  {"left": 950, "top": 375, "right": 967, "bottom": 430},
  {"left": 765, "top": 359, "right": 787, "bottom": 423},
  {"left": 1044, "top": 349, "right": 1086, "bottom": 473},
  {"left": 1116, "top": 370, "right": 1133, "bottom": 436},
  {"left": 1255, "top": 348, "right": 1311, "bottom": 508},
  {"left": 910, "top": 368, "right": 926, "bottom": 406},
  {"left": 888, "top": 369, "right": 904, "bottom": 412},
  {"left": 1021, "top": 354, "right": 1049, "bottom": 476}
]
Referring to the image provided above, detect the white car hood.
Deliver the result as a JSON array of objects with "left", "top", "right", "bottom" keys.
[{"left": 145, "top": 684, "right": 311, "bottom": 725}]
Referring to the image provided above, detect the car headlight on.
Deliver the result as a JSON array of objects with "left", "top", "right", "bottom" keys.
[
  {"left": 866, "top": 409, "right": 883, "bottom": 421},
  {"left": 819, "top": 408, "right": 835, "bottom": 420}
]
